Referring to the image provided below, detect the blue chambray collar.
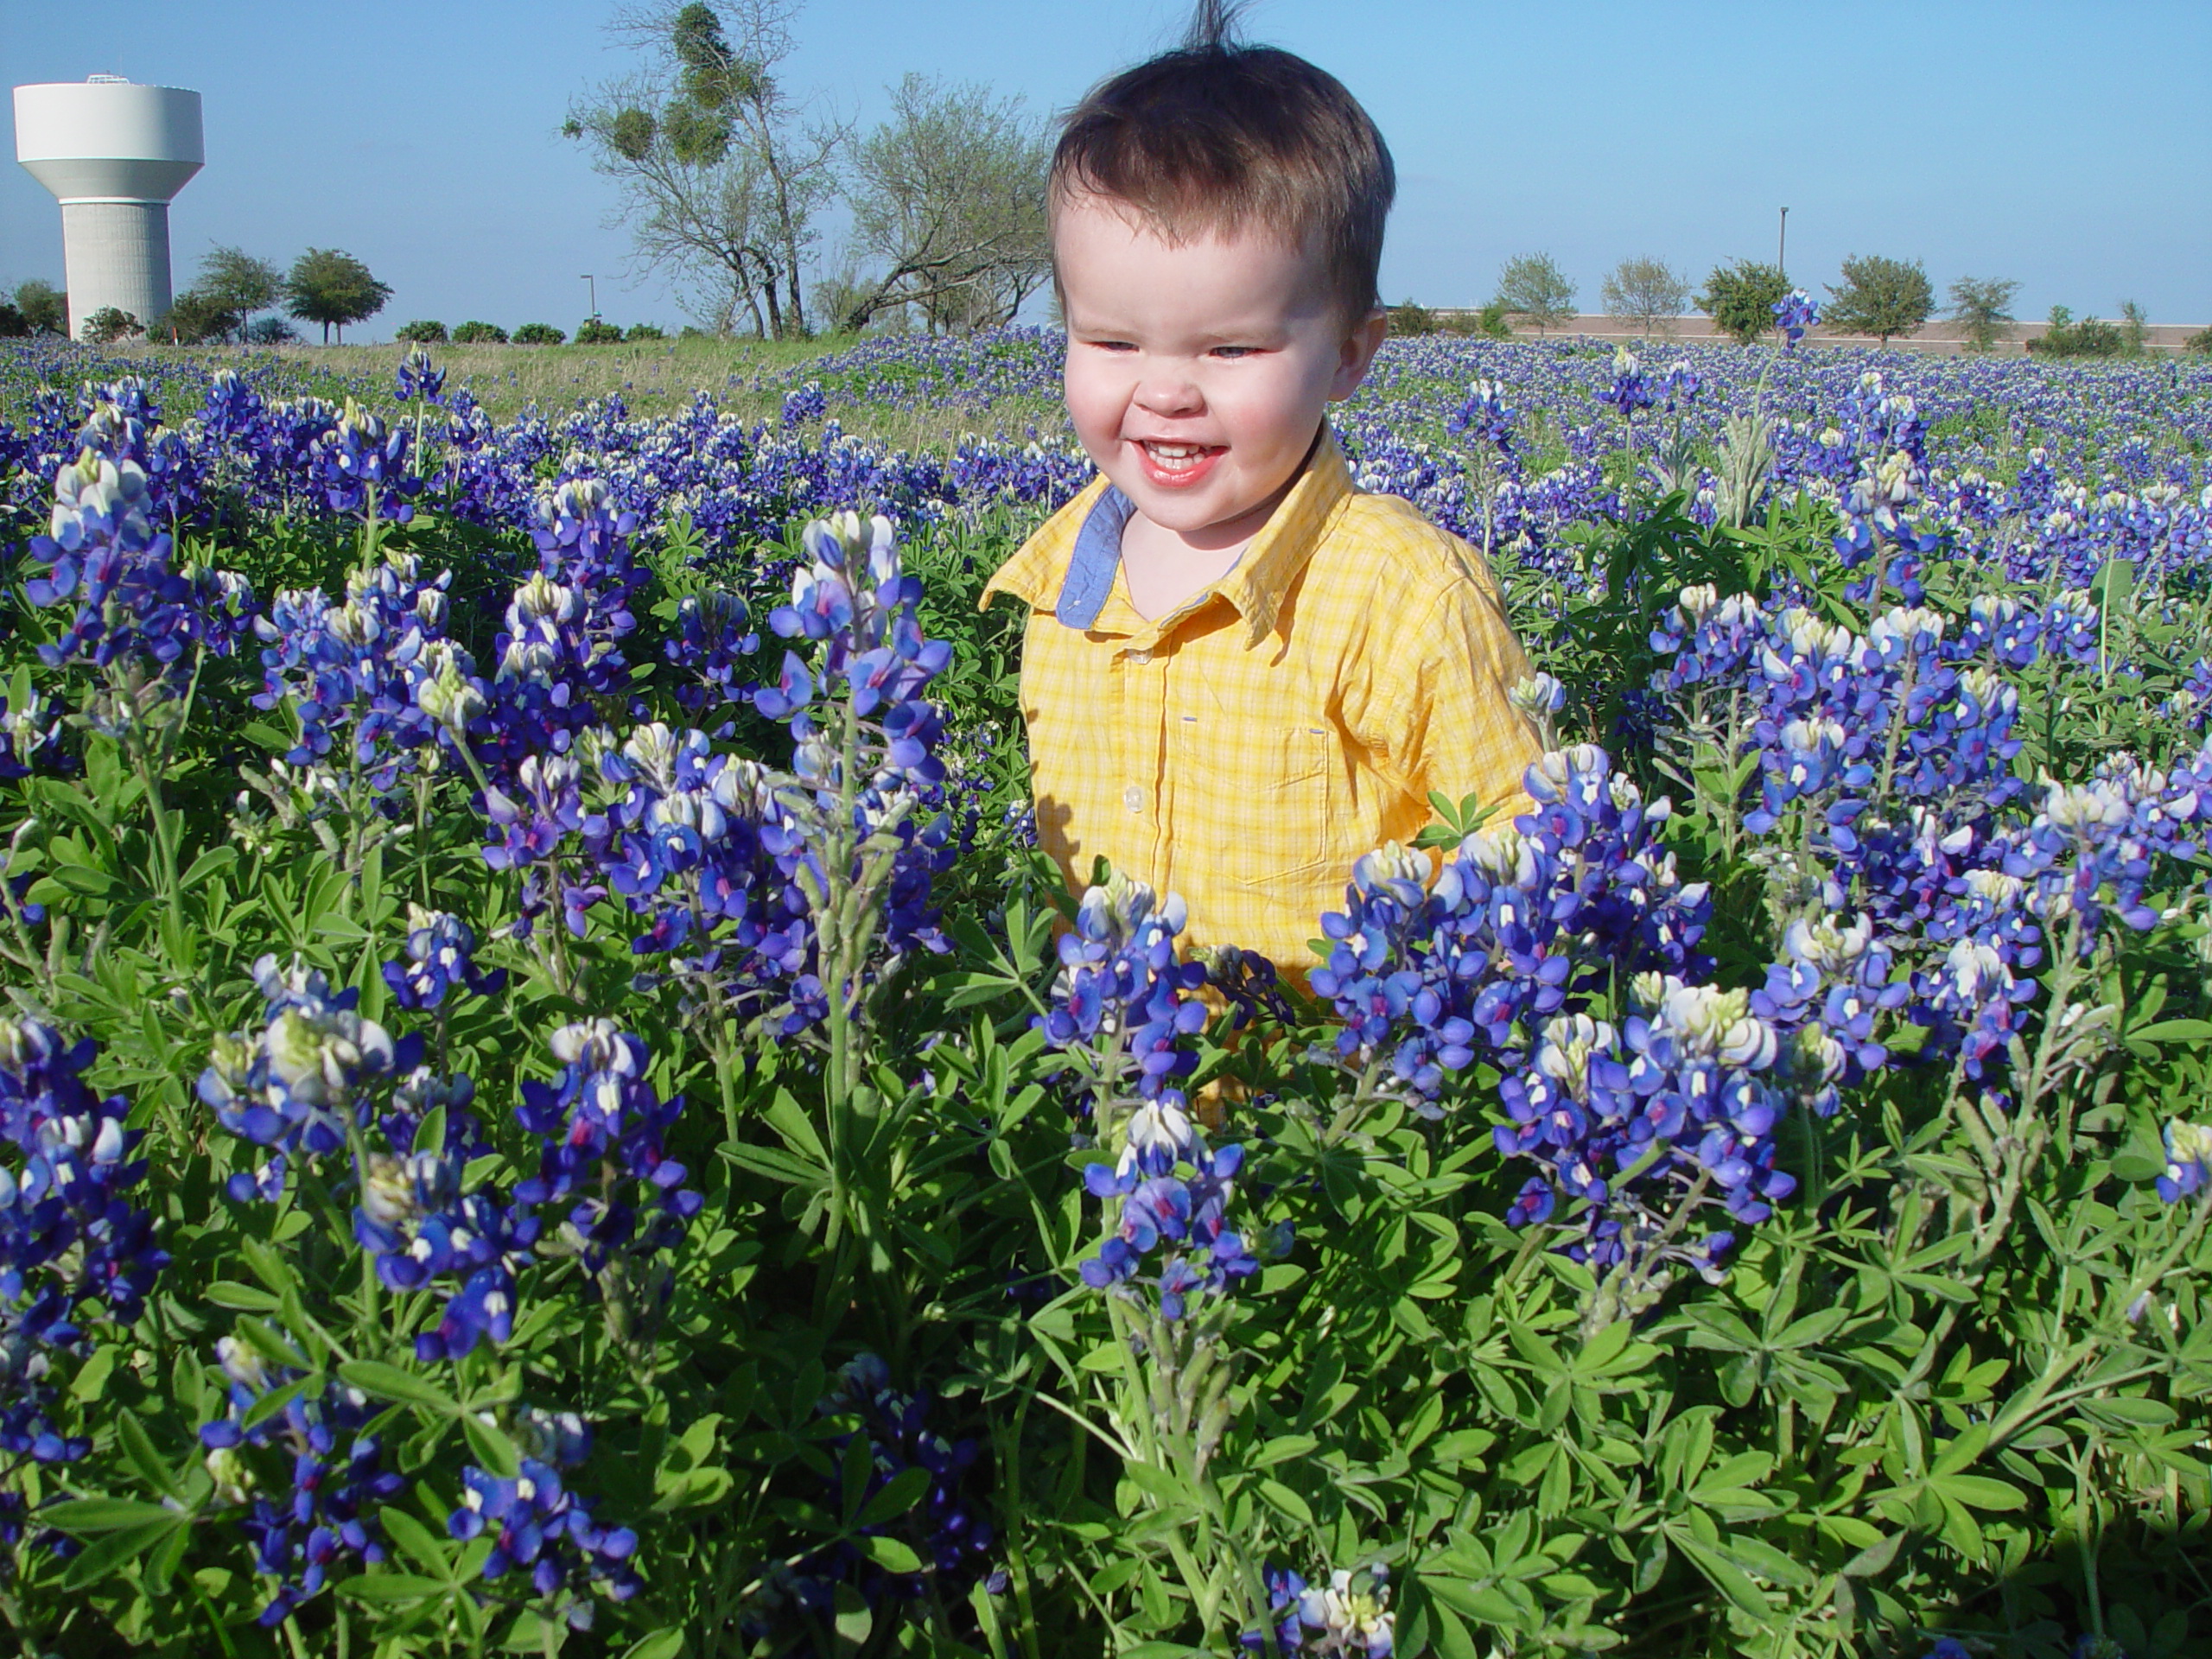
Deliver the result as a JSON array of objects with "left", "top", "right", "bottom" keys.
[{"left": 1051, "top": 484, "right": 1135, "bottom": 630}]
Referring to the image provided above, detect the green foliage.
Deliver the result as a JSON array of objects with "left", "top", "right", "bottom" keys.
[
  {"left": 1495, "top": 251, "right": 1578, "bottom": 333},
  {"left": 2031, "top": 306, "right": 2126, "bottom": 359},
  {"left": 574, "top": 318, "right": 625, "bottom": 344},
  {"left": 1821, "top": 253, "right": 1933, "bottom": 343},
  {"left": 1388, "top": 299, "right": 1437, "bottom": 336},
  {"left": 283, "top": 247, "right": 393, "bottom": 345},
  {"left": 1600, "top": 256, "right": 1690, "bottom": 334},
  {"left": 245, "top": 315, "right": 299, "bottom": 345},
  {"left": 79, "top": 306, "right": 143, "bottom": 345},
  {"left": 1696, "top": 260, "right": 1791, "bottom": 346},
  {"left": 512, "top": 321, "right": 566, "bottom": 344},
  {"left": 449, "top": 320, "right": 509, "bottom": 344},
  {"left": 3, "top": 381, "right": 2212, "bottom": 1656},
  {"left": 196, "top": 245, "right": 283, "bottom": 338},
  {"left": 2189, "top": 325, "right": 2212, "bottom": 356},
  {"left": 625, "top": 322, "right": 666, "bottom": 341},
  {"left": 394, "top": 319, "right": 448, "bottom": 344},
  {"left": 1948, "top": 275, "right": 2020, "bottom": 353},
  {"left": 608, "top": 105, "right": 657, "bottom": 162},
  {"left": 0, "top": 301, "right": 30, "bottom": 339},
  {"left": 12, "top": 278, "right": 67, "bottom": 336},
  {"left": 153, "top": 286, "right": 241, "bottom": 345}
]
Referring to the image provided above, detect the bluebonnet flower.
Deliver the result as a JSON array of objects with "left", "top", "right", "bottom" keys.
[
  {"left": 1772, "top": 289, "right": 1820, "bottom": 346},
  {"left": 25, "top": 447, "right": 252, "bottom": 678},
  {"left": 1313, "top": 749, "right": 1710, "bottom": 1108},
  {"left": 1605, "top": 349, "right": 1655, "bottom": 422},
  {"left": 0, "top": 1019, "right": 167, "bottom": 1489},
  {"left": 381, "top": 905, "right": 507, "bottom": 1010},
  {"left": 253, "top": 549, "right": 460, "bottom": 789},
  {"left": 746, "top": 1354, "right": 995, "bottom": 1638},
  {"left": 0, "top": 687, "right": 61, "bottom": 781},
  {"left": 780, "top": 381, "right": 827, "bottom": 427},
  {"left": 308, "top": 399, "right": 420, "bottom": 522},
  {"left": 1249, "top": 1563, "right": 1395, "bottom": 1656},
  {"left": 664, "top": 590, "right": 760, "bottom": 724},
  {"left": 448, "top": 1451, "right": 640, "bottom": 1622},
  {"left": 514, "top": 1020, "right": 700, "bottom": 1285},
  {"left": 1446, "top": 378, "right": 1519, "bottom": 464},
  {"left": 2155, "top": 1117, "right": 2210, "bottom": 1204},
  {"left": 1039, "top": 873, "right": 1210, "bottom": 1109},
  {"left": 1081, "top": 1135, "right": 1258, "bottom": 1320},
  {"left": 198, "top": 954, "right": 422, "bottom": 1177},
  {"left": 198, "top": 1338, "right": 404, "bottom": 1625},
  {"left": 393, "top": 346, "right": 446, "bottom": 406}
]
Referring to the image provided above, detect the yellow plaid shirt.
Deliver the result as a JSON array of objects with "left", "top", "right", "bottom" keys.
[{"left": 981, "top": 429, "right": 1541, "bottom": 982}]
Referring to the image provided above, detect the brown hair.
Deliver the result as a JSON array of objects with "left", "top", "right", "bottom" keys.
[{"left": 1050, "top": 1, "right": 1395, "bottom": 321}]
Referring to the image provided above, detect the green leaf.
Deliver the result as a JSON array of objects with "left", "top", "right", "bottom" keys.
[
  {"left": 379, "top": 1507, "right": 453, "bottom": 1579},
  {"left": 336, "top": 1573, "right": 451, "bottom": 1604},
  {"left": 854, "top": 1534, "right": 923, "bottom": 1573},
  {"left": 43, "top": 1497, "right": 180, "bottom": 1534},
  {"left": 1258, "top": 1478, "right": 1314, "bottom": 1527},
  {"left": 116, "top": 1409, "right": 186, "bottom": 1503},
  {"left": 620, "top": 1633, "right": 687, "bottom": 1659},
  {"left": 856, "top": 1465, "right": 932, "bottom": 1529},
  {"left": 203, "top": 1281, "right": 281, "bottom": 1313},
  {"left": 833, "top": 1583, "right": 873, "bottom": 1644},
  {"left": 339, "top": 1360, "right": 459, "bottom": 1416},
  {"left": 462, "top": 1413, "right": 524, "bottom": 1478}
]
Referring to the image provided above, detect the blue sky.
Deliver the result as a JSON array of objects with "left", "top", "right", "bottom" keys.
[{"left": 4, "top": 0, "right": 2207, "bottom": 340}]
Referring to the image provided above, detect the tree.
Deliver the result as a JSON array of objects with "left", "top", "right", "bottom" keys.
[
  {"left": 2120, "top": 300, "right": 2149, "bottom": 355},
  {"left": 14, "top": 279, "right": 67, "bottom": 337},
  {"left": 1600, "top": 256, "right": 1688, "bottom": 335},
  {"left": 80, "top": 307, "right": 143, "bottom": 345},
  {"left": 452, "top": 321, "right": 510, "bottom": 343},
  {"left": 2188, "top": 325, "right": 2212, "bottom": 356},
  {"left": 1387, "top": 299, "right": 1436, "bottom": 337},
  {"left": 513, "top": 323, "right": 567, "bottom": 344},
  {"left": 1494, "top": 252, "right": 1576, "bottom": 334},
  {"left": 835, "top": 74, "right": 1052, "bottom": 334},
  {"left": 1947, "top": 276, "right": 2020, "bottom": 353},
  {"left": 626, "top": 322, "right": 666, "bottom": 340},
  {"left": 1696, "top": 260, "right": 1791, "bottom": 346},
  {"left": 246, "top": 315, "right": 300, "bottom": 345},
  {"left": 2028, "top": 306, "right": 2122, "bottom": 359},
  {"left": 569, "top": 2, "right": 842, "bottom": 337},
  {"left": 1821, "top": 254, "right": 1932, "bottom": 343},
  {"left": 0, "top": 302, "right": 29, "bottom": 339},
  {"left": 395, "top": 320, "right": 448, "bottom": 343},
  {"left": 198, "top": 245, "right": 283, "bottom": 341},
  {"left": 284, "top": 248, "right": 392, "bottom": 344},
  {"left": 156, "top": 286, "right": 241, "bottom": 344}
]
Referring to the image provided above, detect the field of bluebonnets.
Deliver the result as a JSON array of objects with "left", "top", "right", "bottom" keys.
[{"left": 0, "top": 315, "right": 2209, "bottom": 1659}]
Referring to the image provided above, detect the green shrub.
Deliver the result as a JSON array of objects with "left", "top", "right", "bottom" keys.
[
  {"left": 245, "top": 315, "right": 299, "bottom": 344},
  {"left": 2188, "top": 324, "right": 2212, "bottom": 354},
  {"left": 395, "top": 319, "right": 448, "bottom": 344},
  {"left": 1821, "top": 253, "right": 1933, "bottom": 342},
  {"left": 450, "top": 320, "right": 509, "bottom": 344},
  {"left": 79, "top": 306, "right": 143, "bottom": 345},
  {"left": 1386, "top": 299, "right": 1435, "bottom": 337},
  {"left": 0, "top": 302, "right": 27, "bottom": 339},
  {"left": 625, "top": 321, "right": 666, "bottom": 341},
  {"left": 512, "top": 322, "right": 566, "bottom": 345},
  {"left": 575, "top": 318, "right": 625, "bottom": 345},
  {"left": 154, "top": 287, "right": 241, "bottom": 345},
  {"left": 1696, "top": 259, "right": 1791, "bottom": 345},
  {"left": 2030, "top": 306, "right": 2124, "bottom": 359},
  {"left": 11, "top": 278, "right": 67, "bottom": 336}
]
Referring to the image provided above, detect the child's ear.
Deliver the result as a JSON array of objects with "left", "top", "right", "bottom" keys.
[{"left": 1330, "top": 308, "right": 1389, "bottom": 402}]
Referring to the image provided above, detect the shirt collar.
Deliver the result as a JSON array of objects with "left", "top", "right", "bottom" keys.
[{"left": 980, "top": 428, "right": 1355, "bottom": 652}]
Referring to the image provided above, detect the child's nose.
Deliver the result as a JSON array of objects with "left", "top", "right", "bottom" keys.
[{"left": 1133, "top": 372, "right": 1204, "bottom": 416}]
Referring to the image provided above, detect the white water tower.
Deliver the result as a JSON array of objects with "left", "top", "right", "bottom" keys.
[{"left": 13, "top": 75, "right": 205, "bottom": 340}]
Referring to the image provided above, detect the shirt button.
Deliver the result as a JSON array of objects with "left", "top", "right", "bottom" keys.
[
  {"left": 1122, "top": 785, "right": 1144, "bottom": 813},
  {"left": 1127, "top": 648, "right": 1152, "bottom": 664}
]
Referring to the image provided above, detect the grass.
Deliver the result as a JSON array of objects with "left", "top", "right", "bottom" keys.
[{"left": 136, "top": 334, "right": 1074, "bottom": 449}]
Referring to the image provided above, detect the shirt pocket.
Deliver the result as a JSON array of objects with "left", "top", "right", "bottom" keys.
[{"left": 1181, "top": 717, "right": 1341, "bottom": 887}]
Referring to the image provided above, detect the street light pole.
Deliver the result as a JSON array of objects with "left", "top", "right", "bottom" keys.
[
  {"left": 581, "top": 274, "right": 598, "bottom": 321},
  {"left": 1777, "top": 208, "right": 1789, "bottom": 277}
]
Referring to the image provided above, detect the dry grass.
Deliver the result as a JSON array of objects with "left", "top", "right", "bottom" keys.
[{"left": 143, "top": 335, "right": 1072, "bottom": 451}]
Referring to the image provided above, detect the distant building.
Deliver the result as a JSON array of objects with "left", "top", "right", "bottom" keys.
[{"left": 14, "top": 74, "right": 205, "bottom": 340}]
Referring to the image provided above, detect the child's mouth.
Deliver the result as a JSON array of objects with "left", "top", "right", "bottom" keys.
[{"left": 1135, "top": 440, "right": 1224, "bottom": 488}]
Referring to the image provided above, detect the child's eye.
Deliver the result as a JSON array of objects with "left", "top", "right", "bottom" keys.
[{"left": 1209, "top": 346, "right": 1255, "bottom": 359}]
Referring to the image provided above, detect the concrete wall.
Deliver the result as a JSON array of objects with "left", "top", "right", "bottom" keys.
[{"left": 57, "top": 200, "right": 173, "bottom": 338}]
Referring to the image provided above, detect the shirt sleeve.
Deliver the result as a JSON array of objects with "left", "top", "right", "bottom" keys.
[{"left": 1357, "top": 563, "right": 1543, "bottom": 831}]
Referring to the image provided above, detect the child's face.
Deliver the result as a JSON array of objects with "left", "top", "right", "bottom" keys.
[{"left": 1056, "top": 193, "right": 1385, "bottom": 551}]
